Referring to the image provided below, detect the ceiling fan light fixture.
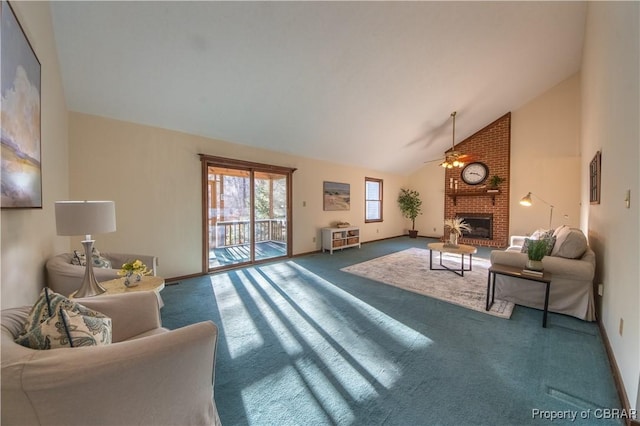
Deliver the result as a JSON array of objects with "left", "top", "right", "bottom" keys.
[
  {"left": 437, "top": 111, "right": 466, "bottom": 169},
  {"left": 427, "top": 111, "right": 468, "bottom": 168}
]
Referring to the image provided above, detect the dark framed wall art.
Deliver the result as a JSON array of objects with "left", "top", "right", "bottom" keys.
[
  {"left": 1, "top": 0, "right": 42, "bottom": 209},
  {"left": 323, "top": 181, "right": 350, "bottom": 211},
  {"left": 589, "top": 151, "right": 601, "bottom": 205}
]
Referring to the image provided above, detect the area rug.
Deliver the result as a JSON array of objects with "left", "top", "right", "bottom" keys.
[{"left": 341, "top": 247, "right": 514, "bottom": 318}]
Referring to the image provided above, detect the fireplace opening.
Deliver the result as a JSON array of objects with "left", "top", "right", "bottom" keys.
[{"left": 457, "top": 213, "right": 493, "bottom": 240}]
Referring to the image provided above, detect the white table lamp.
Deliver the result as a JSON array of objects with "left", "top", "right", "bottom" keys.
[{"left": 55, "top": 201, "right": 116, "bottom": 297}]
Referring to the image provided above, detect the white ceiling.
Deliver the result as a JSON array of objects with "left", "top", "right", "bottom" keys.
[{"left": 50, "top": 1, "right": 586, "bottom": 175}]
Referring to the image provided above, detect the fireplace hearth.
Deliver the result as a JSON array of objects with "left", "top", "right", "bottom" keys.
[{"left": 458, "top": 213, "right": 493, "bottom": 240}]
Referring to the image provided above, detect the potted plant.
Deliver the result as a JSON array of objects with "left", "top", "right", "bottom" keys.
[
  {"left": 397, "top": 188, "right": 422, "bottom": 238},
  {"left": 487, "top": 175, "right": 505, "bottom": 190},
  {"left": 526, "top": 239, "right": 548, "bottom": 271},
  {"left": 443, "top": 217, "right": 471, "bottom": 247},
  {"left": 117, "top": 259, "right": 152, "bottom": 287}
]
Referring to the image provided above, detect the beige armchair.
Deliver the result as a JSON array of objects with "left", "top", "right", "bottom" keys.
[
  {"left": 46, "top": 252, "right": 158, "bottom": 296},
  {"left": 1, "top": 291, "right": 221, "bottom": 426}
]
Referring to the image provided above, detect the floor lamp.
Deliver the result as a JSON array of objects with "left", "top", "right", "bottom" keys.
[
  {"left": 519, "top": 192, "right": 554, "bottom": 229},
  {"left": 55, "top": 201, "right": 117, "bottom": 297}
]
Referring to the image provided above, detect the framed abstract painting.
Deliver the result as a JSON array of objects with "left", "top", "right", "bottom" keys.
[{"left": 1, "top": 0, "right": 42, "bottom": 209}]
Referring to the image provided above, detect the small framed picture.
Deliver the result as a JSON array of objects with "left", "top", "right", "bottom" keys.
[{"left": 589, "top": 151, "right": 601, "bottom": 205}]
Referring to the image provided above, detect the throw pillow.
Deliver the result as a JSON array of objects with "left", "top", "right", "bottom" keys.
[
  {"left": 15, "top": 307, "right": 112, "bottom": 349},
  {"left": 551, "top": 227, "right": 588, "bottom": 259},
  {"left": 70, "top": 248, "right": 112, "bottom": 269},
  {"left": 530, "top": 228, "right": 554, "bottom": 240},
  {"left": 553, "top": 225, "right": 568, "bottom": 237},
  {"left": 19, "top": 288, "right": 107, "bottom": 337}
]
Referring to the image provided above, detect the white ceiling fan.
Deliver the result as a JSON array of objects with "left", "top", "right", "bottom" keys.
[{"left": 425, "top": 111, "right": 473, "bottom": 168}]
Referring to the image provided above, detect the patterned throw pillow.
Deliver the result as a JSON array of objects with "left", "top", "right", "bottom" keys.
[
  {"left": 20, "top": 288, "right": 99, "bottom": 334},
  {"left": 70, "top": 248, "right": 112, "bottom": 269},
  {"left": 531, "top": 228, "right": 555, "bottom": 240},
  {"left": 16, "top": 288, "right": 112, "bottom": 349},
  {"left": 15, "top": 307, "right": 112, "bottom": 349}
]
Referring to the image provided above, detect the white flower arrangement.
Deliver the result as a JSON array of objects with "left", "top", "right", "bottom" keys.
[{"left": 444, "top": 217, "right": 472, "bottom": 236}]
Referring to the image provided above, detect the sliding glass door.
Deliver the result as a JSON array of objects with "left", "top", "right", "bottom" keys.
[
  {"left": 254, "top": 171, "right": 288, "bottom": 262},
  {"left": 201, "top": 155, "right": 294, "bottom": 272}
]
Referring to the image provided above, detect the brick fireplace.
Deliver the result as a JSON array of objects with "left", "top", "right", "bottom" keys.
[{"left": 444, "top": 113, "right": 510, "bottom": 248}]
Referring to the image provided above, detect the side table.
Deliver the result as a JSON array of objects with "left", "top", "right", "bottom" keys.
[
  {"left": 71, "top": 276, "right": 165, "bottom": 307},
  {"left": 486, "top": 264, "right": 552, "bottom": 327}
]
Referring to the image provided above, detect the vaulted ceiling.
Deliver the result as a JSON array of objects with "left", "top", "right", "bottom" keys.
[{"left": 50, "top": 1, "right": 586, "bottom": 175}]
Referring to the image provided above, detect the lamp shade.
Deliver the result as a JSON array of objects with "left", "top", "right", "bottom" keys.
[
  {"left": 55, "top": 201, "right": 116, "bottom": 236},
  {"left": 519, "top": 192, "right": 533, "bottom": 206}
]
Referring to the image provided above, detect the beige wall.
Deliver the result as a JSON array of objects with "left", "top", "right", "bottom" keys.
[
  {"left": 510, "top": 73, "right": 582, "bottom": 236},
  {"left": 1, "top": 2, "right": 69, "bottom": 309},
  {"left": 68, "top": 113, "right": 408, "bottom": 278},
  {"left": 408, "top": 163, "right": 446, "bottom": 238},
  {"left": 581, "top": 2, "right": 639, "bottom": 410}
]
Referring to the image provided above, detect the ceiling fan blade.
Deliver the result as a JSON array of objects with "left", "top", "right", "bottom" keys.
[{"left": 424, "top": 157, "right": 445, "bottom": 164}]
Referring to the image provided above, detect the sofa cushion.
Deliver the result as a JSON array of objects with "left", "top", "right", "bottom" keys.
[
  {"left": 15, "top": 306, "right": 112, "bottom": 349},
  {"left": 551, "top": 227, "right": 588, "bottom": 259}
]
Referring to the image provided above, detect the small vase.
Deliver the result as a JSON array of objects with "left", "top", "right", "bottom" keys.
[
  {"left": 447, "top": 232, "right": 459, "bottom": 247},
  {"left": 526, "top": 259, "right": 544, "bottom": 271},
  {"left": 123, "top": 272, "right": 142, "bottom": 287}
]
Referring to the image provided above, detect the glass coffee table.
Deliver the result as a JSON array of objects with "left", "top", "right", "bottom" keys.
[{"left": 427, "top": 242, "right": 477, "bottom": 277}]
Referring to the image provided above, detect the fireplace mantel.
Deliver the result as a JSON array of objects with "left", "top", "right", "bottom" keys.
[{"left": 447, "top": 189, "right": 501, "bottom": 206}]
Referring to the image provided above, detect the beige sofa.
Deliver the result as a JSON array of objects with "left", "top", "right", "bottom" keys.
[
  {"left": 46, "top": 252, "right": 158, "bottom": 296},
  {"left": 1, "top": 291, "right": 221, "bottom": 426},
  {"left": 490, "top": 227, "right": 596, "bottom": 321}
]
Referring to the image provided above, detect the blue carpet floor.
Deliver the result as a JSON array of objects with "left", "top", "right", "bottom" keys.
[{"left": 161, "top": 237, "right": 622, "bottom": 426}]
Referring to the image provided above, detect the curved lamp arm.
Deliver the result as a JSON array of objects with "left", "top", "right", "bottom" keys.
[{"left": 520, "top": 192, "right": 554, "bottom": 229}]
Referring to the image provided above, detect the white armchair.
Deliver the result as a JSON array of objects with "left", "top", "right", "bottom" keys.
[
  {"left": 46, "top": 252, "right": 158, "bottom": 296},
  {"left": 1, "top": 291, "right": 221, "bottom": 426}
]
